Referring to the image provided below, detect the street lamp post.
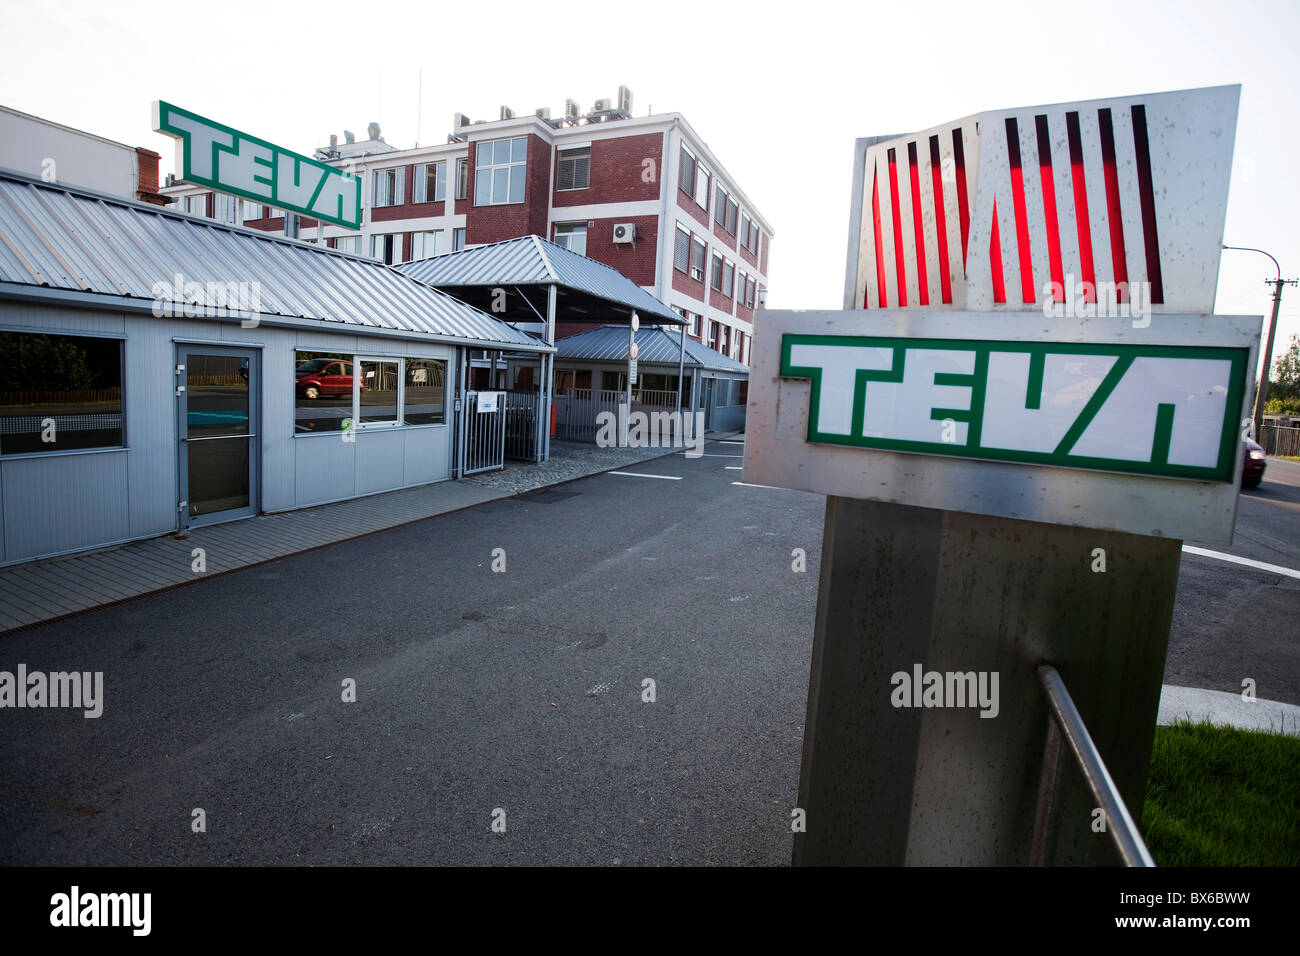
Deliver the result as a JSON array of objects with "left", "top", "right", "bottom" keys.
[{"left": 1222, "top": 245, "right": 1298, "bottom": 442}]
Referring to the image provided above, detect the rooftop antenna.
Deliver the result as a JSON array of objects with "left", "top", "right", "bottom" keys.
[{"left": 415, "top": 68, "right": 423, "bottom": 147}]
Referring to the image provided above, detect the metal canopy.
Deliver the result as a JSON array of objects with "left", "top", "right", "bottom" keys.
[
  {"left": 551, "top": 324, "right": 748, "bottom": 373},
  {"left": 0, "top": 169, "right": 552, "bottom": 353},
  {"left": 397, "top": 235, "right": 685, "bottom": 326}
]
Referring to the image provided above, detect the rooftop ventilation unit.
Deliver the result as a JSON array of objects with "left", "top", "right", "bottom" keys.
[
  {"left": 499, "top": 106, "right": 514, "bottom": 120},
  {"left": 564, "top": 99, "right": 581, "bottom": 123},
  {"left": 594, "top": 98, "right": 612, "bottom": 112},
  {"left": 617, "top": 85, "right": 633, "bottom": 115},
  {"left": 367, "top": 122, "right": 381, "bottom": 140},
  {"left": 535, "top": 107, "right": 551, "bottom": 120},
  {"left": 454, "top": 113, "right": 471, "bottom": 129},
  {"left": 343, "top": 130, "right": 355, "bottom": 144}
]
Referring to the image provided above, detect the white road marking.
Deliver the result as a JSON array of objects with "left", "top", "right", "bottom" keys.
[
  {"left": 718, "top": 440, "right": 745, "bottom": 444},
  {"left": 682, "top": 453, "right": 744, "bottom": 458},
  {"left": 725, "top": 466, "right": 743, "bottom": 470},
  {"left": 609, "top": 471, "right": 682, "bottom": 480},
  {"left": 731, "top": 480, "right": 785, "bottom": 490},
  {"left": 1181, "top": 545, "right": 1300, "bottom": 580}
]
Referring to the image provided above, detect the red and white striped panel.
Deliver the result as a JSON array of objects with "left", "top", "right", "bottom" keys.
[{"left": 854, "top": 85, "right": 1239, "bottom": 314}]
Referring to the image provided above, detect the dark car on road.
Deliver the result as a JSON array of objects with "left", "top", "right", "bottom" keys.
[
  {"left": 296, "top": 358, "right": 355, "bottom": 400},
  {"left": 1243, "top": 438, "right": 1267, "bottom": 489}
]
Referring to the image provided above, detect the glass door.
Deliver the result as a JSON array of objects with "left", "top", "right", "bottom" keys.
[{"left": 177, "top": 346, "right": 259, "bottom": 527}]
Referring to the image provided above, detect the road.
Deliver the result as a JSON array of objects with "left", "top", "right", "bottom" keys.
[{"left": 0, "top": 442, "right": 1295, "bottom": 865}]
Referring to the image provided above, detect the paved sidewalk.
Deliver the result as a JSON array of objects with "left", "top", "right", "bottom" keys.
[
  {"left": 1157, "top": 684, "right": 1300, "bottom": 736},
  {"left": 0, "top": 436, "right": 735, "bottom": 635}
]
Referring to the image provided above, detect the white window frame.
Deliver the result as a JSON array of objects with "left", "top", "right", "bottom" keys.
[
  {"left": 373, "top": 167, "right": 404, "bottom": 207},
  {"left": 474, "top": 136, "right": 528, "bottom": 206},
  {"left": 413, "top": 161, "right": 447, "bottom": 204},
  {"left": 556, "top": 146, "right": 591, "bottom": 191},
  {"left": 554, "top": 222, "right": 588, "bottom": 256}
]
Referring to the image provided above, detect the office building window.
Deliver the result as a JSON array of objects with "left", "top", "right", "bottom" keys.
[
  {"left": 452, "top": 227, "right": 466, "bottom": 251},
  {"left": 694, "top": 164, "right": 710, "bottom": 209},
  {"left": 679, "top": 146, "right": 696, "bottom": 197},
  {"left": 185, "top": 194, "right": 208, "bottom": 217},
  {"left": 0, "top": 331, "right": 123, "bottom": 455},
  {"left": 723, "top": 260, "right": 734, "bottom": 298},
  {"left": 334, "top": 235, "right": 362, "bottom": 255},
  {"left": 715, "top": 185, "right": 727, "bottom": 226},
  {"left": 370, "top": 233, "right": 401, "bottom": 265},
  {"left": 557, "top": 146, "right": 590, "bottom": 191},
  {"left": 673, "top": 226, "right": 691, "bottom": 274},
  {"left": 554, "top": 222, "right": 587, "bottom": 256},
  {"left": 410, "top": 230, "right": 447, "bottom": 260},
  {"left": 241, "top": 200, "right": 262, "bottom": 222},
  {"left": 373, "top": 167, "right": 404, "bottom": 207},
  {"left": 474, "top": 136, "right": 527, "bottom": 205},
  {"left": 455, "top": 157, "right": 469, "bottom": 200},
  {"left": 691, "top": 237, "right": 706, "bottom": 281},
  {"left": 726, "top": 198, "right": 739, "bottom": 234},
  {"left": 213, "top": 194, "right": 237, "bottom": 224},
  {"left": 413, "top": 161, "right": 446, "bottom": 203},
  {"left": 711, "top": 252, "right": 723, "bottom": 292}
]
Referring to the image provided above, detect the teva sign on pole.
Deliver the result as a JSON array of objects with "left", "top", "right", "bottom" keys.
[
  {"left": 747, "top": 84, "right": 1258, "bottom": 544},
  {"left": 748, "top": 85, "right": 1261, "bottom": 867},
  {"left": 153, "top": 101, "right": 362, "bottom": 230},
  {"left": 751, "top": 309, "right": 1258, "bottom": 542}
]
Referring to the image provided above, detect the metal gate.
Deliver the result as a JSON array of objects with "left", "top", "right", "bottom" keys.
[
  {"left": 505, "top": 389, "right": 541, "bottom": 461},
  {"left": 463, "top": 390, "right": 507, "bottom": 474}
]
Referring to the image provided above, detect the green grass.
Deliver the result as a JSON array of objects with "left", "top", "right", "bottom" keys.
[{"left": 1141, "top": 720, "right": 1300, "bottom": 866}]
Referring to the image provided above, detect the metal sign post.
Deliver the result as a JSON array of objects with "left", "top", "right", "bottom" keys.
[{"left": 744, "top": 85, "right": 1258, "bottom": 866}]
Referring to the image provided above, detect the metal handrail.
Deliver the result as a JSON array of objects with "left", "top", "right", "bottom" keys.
[{"left": 1032, "top": 664, "right": 1156, "bottom": 867}]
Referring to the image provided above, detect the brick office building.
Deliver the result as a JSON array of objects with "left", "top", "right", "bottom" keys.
[{"left": 158, "top": 89, "right": 773, "bottom": 367}]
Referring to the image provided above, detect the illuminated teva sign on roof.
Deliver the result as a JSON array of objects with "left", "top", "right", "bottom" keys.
[{"left": 153, "top": 101, "right": 361, "bottom": 230}]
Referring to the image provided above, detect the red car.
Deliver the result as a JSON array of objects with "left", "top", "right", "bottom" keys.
[
  {"left": 296, "top": 358, "right": 355, "bottom": 400},
  {"left": 1242, "top": 438, "right": 1266, "bottom": 489}
]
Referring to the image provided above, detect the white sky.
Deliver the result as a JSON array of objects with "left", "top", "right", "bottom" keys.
[{"left": 2, "top": 0, "right": 1297, "bottom": 371}]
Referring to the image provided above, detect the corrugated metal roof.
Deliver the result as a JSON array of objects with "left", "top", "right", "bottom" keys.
[
  {"left": 0, "top": 170, "right": 551, "bottom": 352},
  {"left": 553, "top": 325, "right": 749, "bottom": 373},
  {"left": 398, "top": 235, "right": 683, "bottom": 324}
]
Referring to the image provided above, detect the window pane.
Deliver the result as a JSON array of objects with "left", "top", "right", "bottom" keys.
[
  {"left": 475, "top": 168, "right": 490, "bottom": 205},
  {"left": 477, "top": 142, "right": 491, "bottom": 165},
  {"left": 674, "top": 228, "right": 689, "bottom": 272},
  {"left": 456, "top": 158, "right": 468, "bottom": 199},
  {"left": 294, "top": 350, "right": 353, "bottom": 433},
  {"left": 435, "top": 161, "right": 446, "bottom": 201},
  {"left": 0, "top": 332, "right": 123, "bottom": 454},
  {"left": 413, "top": 166, "right": 427, "bottom": 204},
  {"left": 493, "top": 166, "right": 509, "bottom": 203},
  {"left": 511, "top": 137, "right": 527, "bottom": 162},
  {"left": 404, "top": 359, "right": 446, "bottom": 425},
  {"left": 508, "top": 165, "right": 525, "bottom": 203},
  {"left": 359, "top": 360, "right": 399, "bottom": 423}
]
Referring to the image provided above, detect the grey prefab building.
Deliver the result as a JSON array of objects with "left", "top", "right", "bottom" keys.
[{"left": 0, "top": 171, "right": 551, "bottom": 566}]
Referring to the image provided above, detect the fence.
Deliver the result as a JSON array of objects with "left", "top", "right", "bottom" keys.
[
  {"left": 504, "top": 389, "right": 541, "bottom": 461},
  {"left": 556, "top": 387, "right": 681, "bottom": 443},
  {"left": 1260, "top": 424, "right": 1300, "bottom": 457},
  {"left": 462, "top": 391, "right": 506, "bottom": 475}
]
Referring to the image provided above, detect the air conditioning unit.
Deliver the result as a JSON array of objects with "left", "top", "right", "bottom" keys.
[
  {"left": 499, "top": 106, "right": 515, "bottom": 120},
  {"left": 594, "top": 98, "right": 612, "bottom": 112},
  {"left": 535, "top": 107, "right": 551, "bottom": 120},
  {"left": 617, "top": 85, "right": 633, "bottom": 114},
  {"left": 564, "top": 99, "right": 581, "bottom": 121},
  {"left": 613, "top": 223, "right": 636, "bottom": 244}
]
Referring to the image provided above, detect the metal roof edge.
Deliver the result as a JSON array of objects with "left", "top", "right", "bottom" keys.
[{"left": 0, "top": 283, "right": 555, "bottom": 353}]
